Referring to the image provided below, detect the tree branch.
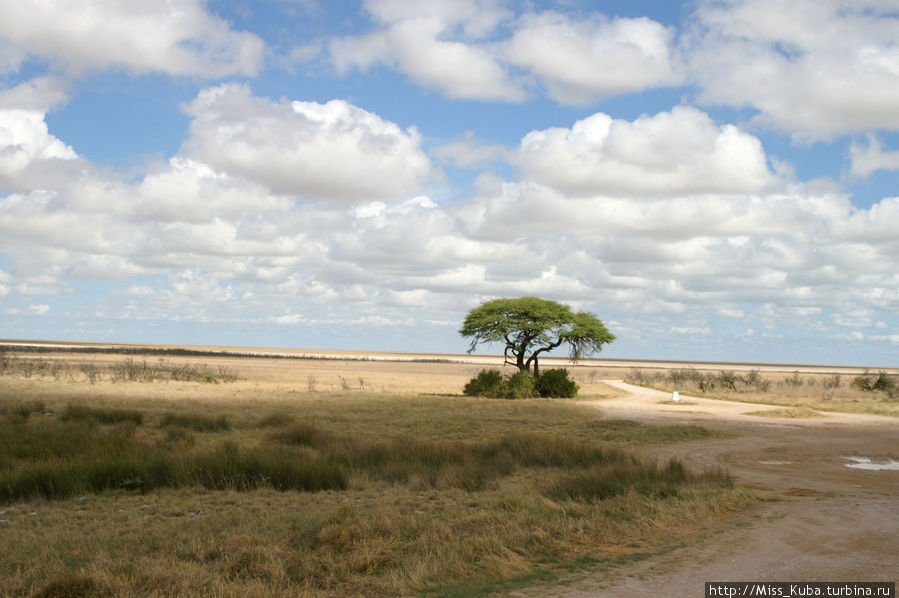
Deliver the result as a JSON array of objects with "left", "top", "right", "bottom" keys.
[{"left": 524, "top": 337, "right": 565, "bottom": 370}]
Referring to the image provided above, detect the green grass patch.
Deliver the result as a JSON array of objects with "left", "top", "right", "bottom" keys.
[
  {"left": 61, "top": 404, "right": 143, "bottom": 426},
  {"left": 583, "top": 419, "right": 729, "bottom": 444},
  {"left": 548, "top": 458, "right": 732, "bottom": 502},
  {"left": 0, "top": 416, "right": 347, "bottom": 502},
  {"left": 159, "top": 412, "right": 231, "bottom": 432}
]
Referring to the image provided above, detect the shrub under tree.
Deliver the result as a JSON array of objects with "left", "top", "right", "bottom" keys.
[
  {"left": 535, "top": 368, "right": 579, "bottom": 398},
  {"left": 463, "top": 368, "right": 578, "bottom": 399}
]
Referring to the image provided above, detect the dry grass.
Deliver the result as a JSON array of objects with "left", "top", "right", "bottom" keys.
[
  {"left": 0, "top": 350, "right": 753, "bottom": 596},
  {"left": 743, "top": 406, "right": 823, "bottom": 418},
  {"left": 626, "top": 367, "right": 899, "bottom": 416}
]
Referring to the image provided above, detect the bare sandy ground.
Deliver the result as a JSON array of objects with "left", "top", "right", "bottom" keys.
[{"left": 511, "top": 381, "right": 898, "bottom": 597}]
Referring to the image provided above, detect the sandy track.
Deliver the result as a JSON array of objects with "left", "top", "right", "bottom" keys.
[{"left": 511, "top": 381, "right": 898, "bottom": 597}]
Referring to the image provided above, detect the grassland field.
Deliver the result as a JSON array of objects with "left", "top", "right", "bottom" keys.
[{"left": 0, "top": 343, "right": 895, "bottom": 597}]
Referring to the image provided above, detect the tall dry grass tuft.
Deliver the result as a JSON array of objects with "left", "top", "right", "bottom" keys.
[
  {"left": 548, "top": 458, "right": 732, "bottom": 502},
  {"left": 160, "top": 412, "right": 231, "bottom": 432},
  {"left": 62, "top": 404, "right": 143, "bottom": 426},
  {"left": 0, "top": 415, "right": 348, "bottom": 502}
]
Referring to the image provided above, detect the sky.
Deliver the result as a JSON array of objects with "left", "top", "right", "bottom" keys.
[{"left": 1, "top": 0, "right": 898, "bottom": 366}]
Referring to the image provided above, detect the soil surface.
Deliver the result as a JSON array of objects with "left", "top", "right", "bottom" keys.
[{"left": 511, "top": 381, "right": 898, "bottom": 597}]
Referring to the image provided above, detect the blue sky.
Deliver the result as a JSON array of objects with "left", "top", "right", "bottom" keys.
[{"left": 1, "top": 0, "right": 898, "bottom": 366}]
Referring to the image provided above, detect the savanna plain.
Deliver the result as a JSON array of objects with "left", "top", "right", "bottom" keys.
[{"left": 0, "top": 342, "right": 896, "bottom": 597}]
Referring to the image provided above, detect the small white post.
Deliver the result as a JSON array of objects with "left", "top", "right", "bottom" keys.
[{"left": 672, "top": 391, "right": 680, "bottom": 402}]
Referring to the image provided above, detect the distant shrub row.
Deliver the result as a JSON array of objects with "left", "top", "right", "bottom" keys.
[
  {"left": 463, "top": 368, "right": 579, "bottom": 399},
  {"left": 0, "top": 353, "right": 237, "bottom": 384},
  {"left": 852, "top": 371, "right": 896, "bottom": 398}
]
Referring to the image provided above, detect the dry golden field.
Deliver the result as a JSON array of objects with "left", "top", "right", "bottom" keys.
[
  {"left": 1, "top": 342, "right": 895, "bottom": 597},
  {"left": 0, "top": 343, "right": 755, "bottom": 597}
]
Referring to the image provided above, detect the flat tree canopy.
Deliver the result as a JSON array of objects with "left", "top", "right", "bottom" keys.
[{"left": 459, "top": 297, "right": 615, "bottom": 375}]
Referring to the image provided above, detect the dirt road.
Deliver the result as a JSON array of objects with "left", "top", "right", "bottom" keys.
[{"left": 511, "top": 381, "right": 898, "bottom": 597}]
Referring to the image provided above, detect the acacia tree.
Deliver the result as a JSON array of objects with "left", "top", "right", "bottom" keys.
[{"left": 459, "top": 297, "right": 615, "bottom": 376}]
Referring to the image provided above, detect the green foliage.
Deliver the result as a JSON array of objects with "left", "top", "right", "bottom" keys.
[
  {"left": 459, "top": 297, "right": 614, "bottom": 372},
  {"left": 463, "top": 368, "right": 580, "bottom": 399},
  {"left": 463, "top": 369, "right": 536, "bottom": 399},
  {"left": 463, "top": 369, "right": 507, "bottom": 398},
  {"left": 505, "top": 370, "right": 537, "bottom": 399},
  {"left": 536, "top": 368, "right": 579, "bottom": 398}
]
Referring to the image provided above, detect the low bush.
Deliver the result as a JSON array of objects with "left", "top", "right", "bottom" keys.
[
  {"left": 536, "top": 368, "right": 579, "bottom": 398},
  {"left": 463, "top": 369, "right": 505, "bottom": 397},
  {"left": 852, "top": 371, "right": 896, "bottom": 397},
  {"left": 717, "top": 371, "right": 738, "bottom": 391},
  {"left": 784, "top": 371, "right": 804, "bottom": 388},
  {"left": 463, "top": 368, "right": 578, "bottom": 398},
  {"left": 505, "top": 370, "right": 537, "bottom": 399}
]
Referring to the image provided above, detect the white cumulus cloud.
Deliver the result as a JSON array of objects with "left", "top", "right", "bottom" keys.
[
  {"left": 849, "top": 135, "right": 899, "bottom": 179},
  {"left": 516, "top": 106, "right": 775, "bottom": 196},
  {"left": 330, "top": 1, "right": 680, "bottom": 104},
  {"left": 506, "top": 12, "right": 681, "bottom": 104},
  {"left": 686, "top": 0, "right": 899, "bottom": 140},
  {"left": 0, "top": 0, "right": 264, "bottom": 77},
  {"left": 0, "top": 109, "right": 79, "bottom": 189},
  {"left": 330, "top": 0, "right": 524, "bottom": 102},
  {"left": 181, "top": 84, "right": 435, "bottom": 201}
]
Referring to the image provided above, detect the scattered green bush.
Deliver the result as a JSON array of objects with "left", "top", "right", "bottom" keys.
[
  {"left": 505, "top": 370, "right": 537, "bottom": 399},
  {"left": 536, "top": 368, "right": 579, "bottom": 398},
  {"left": 463, "top": 369, "right": 505, "bottom": 397},
  {"left": 463, "top": 368, "right": 579, "bottom": 398}
]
